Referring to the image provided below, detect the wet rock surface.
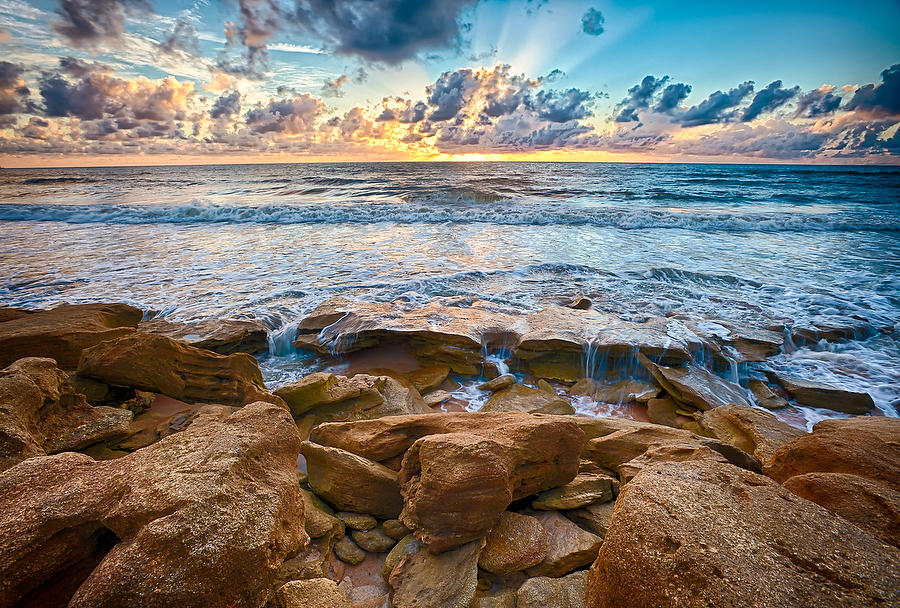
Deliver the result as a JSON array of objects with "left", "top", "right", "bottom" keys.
[
  {"left": 139, "top": 318, "right": 269, "bottom": 354},
  {"left": 765, "top": 371, "right": 875, "bottom": 414}
]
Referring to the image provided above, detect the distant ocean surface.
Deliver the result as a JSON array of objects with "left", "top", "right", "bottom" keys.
[{"left": 1, "top": 162, "right": 898, "bottom": 422}]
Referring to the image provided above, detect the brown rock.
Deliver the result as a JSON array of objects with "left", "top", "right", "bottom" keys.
[
  {"left": 477, "top": 374, "right": 516, "bottom": 392},
  {"left": 382, "top": 534, "right": 420, "bottom": 581},
  {"left": 525, "top": 511, "right": 602, "bottom": 577},
  {"left": 274, "top": 372, "right": 430, "bottom": 421},
  {"left": 387, "top": 537, "right": 484, "bottom": 608},
  {"left": 424, "top": 390, "right": 453, "bottom": 407},
  {"left": 478, "top": 511, "right": 547, "bottom": 575},
  {"left": 382, "top": 519, "right": 411, "bottom": 540},
  {"left": 0, "top": 303, "right": 142, "bottom": 369},
  {"left": 536, "top": 378, "right": 556, "bottom": 395},
  {"left": 764, "top": 371, "right": 875, "bottom": 414},
  {"left": 532, "top": 472, "right": 617, "bottom": 510},
  {"left": 748, "top": 379, "right": 789, "bottom": 409},
  {"left": 699, "top": 403, "right": 805, "bottom": 466},
  {"left": 646, "top": 396, "right": 681, "bottom": 427},
  {"left": 565, "top": 500, "right": 615, "bottom": 539},
  {"left": 301, "top": 441, "right": 403, "bottom": 519},
  {"left": 517, "top": 571, "right": 587, "bottom": 608},
  {"left": 592, "top": 379, "right": 660, "bottom": 404},
  {"left": 586, "top": 460, "right": 900, "bottom": 608},
  {"left": 618, "top": 442, "right": 730, "bottom": 484},
  {"left": 0, "top": 307, "right": 33, "bottom": 323},
  {"left": 568, "top": 296, "right": 592, "bottom": 310},
  {"left": 337, "top": 512, "right": 378, "bottom": 531},
  {"left": 474, "top": 590, "right": 517, "bottom": 608},
  {"left": 404, "top": 365, "right": 451, "bottom": 394},
  {"left": 783, "top": 472, "right": 900, "bottom": 548},
  {"left": 77, "top": 332, "right": 280, "bottom": 407},
  {"left": 638, "top": 353, "right": 751, "bottom": 410},
  {"left": 139, "top": 317, "right": 269, "bottom": 354},
  {"left": 0, "top": 357, "right": 133, "bottom": 472},
  {"left": 300, "top": 489, "right": 344, "bottom": 540},
  {"left": 0, "top": 402, "right": 307, "bottom": 608},
  {"left": 272, "top": 579, "right": 352, "bottom": 608},
  {"left": 351, "top": 527, "right": 397, "bottom": 553},
  {"left": 334, "top": 535, "right": 367, "bottom": 564},
  {"left": 482, "top": 384, "right": 574, "bottom": 414}
]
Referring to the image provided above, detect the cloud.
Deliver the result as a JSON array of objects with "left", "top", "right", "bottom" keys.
[
  {"left": 653, "top": 82, "right": 692, "bottom": 113},
  {"left": 321, "top": 74, "right": 350, "bottom": 98},
  {"left": 210, "top": 90, "right": 240, "bottom": 119},
  {"left": 245, "top": 95, "right": 325, "bottom": 134},
  {"left": 159, "top": 19, "right": 200, "bottom": 56},
  {"left": 530, "top": 88, "right": 593, "bottom": 122},
  {"left": 581, "top": 8, "right": 605, "bottom": 36},
  {"left": 376, "top": 97, "right": 427, "bottom": 123},
  {"left": 794, "top": 85, "right": 842, "bottom": 118},
  {"left": 615, "top": 75, "right": 668, "bottom": 122},
  {"left": 0, "top": 61, "right": 31, "bottom": 124},
  {"left": 844, "top": 63, "right": 900, "bottom": 116},
  {"left": 352, "top": 67, "right": 368, "bottom": 84},
  {"left": 0, "top": 28, "right": 10, "bottom": 43},
  {"left": 53, "top": 0, "right": 150, "bottom": 47},
  {"left": 741, "top": 80, "right": 799, "bottom": 121},
  {"left": 680, "top": 81, "right": 754, "bottom": 126}
]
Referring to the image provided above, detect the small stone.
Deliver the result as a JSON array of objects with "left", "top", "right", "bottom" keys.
[
  {"left": 337, "top": 512, "right": 378, "bottom": 531},
  {"left": 646, "top": 396, "right": 680, "bottom": 428},
  {"left": 273, "top": 578, "right": 352, "bottom": 608},
  {"left": 537, "top": 379, "right": 556, "bottom": 395},
  {"left": 748, "top": 379, "right": 789, "bottom": 409},
  {"left": 532, "top": 473, "right": 617, "bottom": 510},
  {"left": 382, "top": 519, "right": 411, "bottom": 540},
  {"left": 525, "top": 511, "right": 602, "bottom": 578},
  {"left": 474, "top": 590, "right": 518, "bottom": 608},
  {"left": 517, "top": 571, "right": 587, "bottom": 608},
  {"left": 334, "top": 535, "right": 366, "bottom": 565},
  {"left": 568, "top": 296, "right": 592, "bottom": 310},
  {"left": 383, "top": 534, "right": 421, "bottom": 581},
  {"left": 478, "top": 511, "right": 547, "bottom": 575},
  {"left": 482, "top": 384, "right": 574, "bottom": 415},
  {"left": 351, "top": 527, "right": 397, "bottom": 553},
  {"left": 423, "top": 390, "right": 453, "bottom": 407},
  {"left": 568, "top": 378, "right": 598, "bottom": 397},
  {"left": 405, "top": 365, "right": 451, "bottom": 394},
  {"left": 300, "top": 489, "right": 344, "bottom": 539},
  {"left": 478, "top": 374, "right": 516, "bottom": 392},
  {"left": 565, "top": 501, "right": 615, "bottom": 539}
]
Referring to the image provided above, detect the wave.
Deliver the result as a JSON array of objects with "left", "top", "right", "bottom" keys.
[
  {"left": 21, "top": 177, "right": 101, "bottom": 185},
  {"left": 0, "top": 200, "right": 898, "bottom": 232}
]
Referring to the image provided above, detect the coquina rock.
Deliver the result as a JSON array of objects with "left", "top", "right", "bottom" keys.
[
  {"left": 0, "top": 303, "right": 142, "bottom": 369},
  {"left": 139, "top": 318, "right": 269, "bottom": 354},
  {"left": 0, "top": 357, "right": 132, "bottom": 472},
  {"left": 586, "top": 460, "right": 900, "bottom": 608},
  {"left": 0, "top": 402, "right": 307, "bottom": 608},
  {"left": 77, "top": 332, "right": 282, "bottom": 407}
]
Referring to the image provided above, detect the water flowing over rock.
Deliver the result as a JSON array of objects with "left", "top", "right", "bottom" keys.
[
  {"left": 0, "top": 402, "right": 307, "bottom": 608},
  {"left": 764, "top": 371, "right": 875, "bottom": 414},
  {"left": 77, "top": 332, "right": 282, "bottom": 407},
  {"left": 0, "top": 303, "right": 142, "bottom": 369},
  {"left": 0, "top": 357, "right": 132, "bottom": 472},
  {"left": 586, "top": 460, "right": 900, "bottom": 608},
  {"left": 638, "top": 353, "right": 751, "bottom": 411},
  {"left": 139, "top": 318, "right": 269, "bottom": 354}
]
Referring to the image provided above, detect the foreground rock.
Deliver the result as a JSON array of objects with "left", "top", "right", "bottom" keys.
[
  {"left": 386, "top": 536, "right": 484, "bottom": 608},
  {"left": 275, "top": 372, "right": 430, "bottom": 421},
  {"left": 586, "top": 460, "right": 899, "bottom": 608},
  {"left": 0, "top": 402, "right": 307, "bottom": 608},
  {"left": 139, "top": 318, "right": 269, "bottom": 354},
  {"left": 0, "top": 303, "right": 142, "bottom": 369},
  {"left": 77, "top": 332, "right": 281, "bottom": 407},
  {"left": 272, "top": 579, "right": 351, "bottom": 608},
  {"left": 0, "top": 358, "right": 132, "bottom": 472},
  {"left": 698, "top": 404, "right": 805, "bottom": 466},
  {"left": 765, "top": 371, "right": 875, "bottom": 414},
  {"left": 518, "top": 571, "right": 587, "bottom": 608},
  {"left": 478, "top": 511, "right": 547, "bottom": 575},
  {"left": 526, "top": 511, "right": 602, "bottom": 577}
]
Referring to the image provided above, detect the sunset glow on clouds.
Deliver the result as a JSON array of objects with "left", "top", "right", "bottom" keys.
[{"left": 0, "top": 0, "right": 897, "bottom": 166}]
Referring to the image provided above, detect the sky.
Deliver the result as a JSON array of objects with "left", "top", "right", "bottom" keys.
[{"left": 0, "top": 0, "right": 898, "bottom": 166}]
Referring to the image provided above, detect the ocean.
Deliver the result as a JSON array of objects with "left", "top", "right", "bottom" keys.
[{"left": 1, "top": 162, "right": 898, "bottom": 426}]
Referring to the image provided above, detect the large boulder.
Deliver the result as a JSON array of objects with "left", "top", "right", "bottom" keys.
[
  {"left": 77, "top": 332, "right": 281, "bottom": 407},
  {"left": 481, "top": 384, "right": 574, "bottom": 414},
  {"left": 274, "top": 372, "right": 431, "bottom": 421},
  {"left": 638, "top": 353, "right": 751, "bottom": 411},
  {"left": 0, "top": 402, "right": 307, "bottom": 608},
  {"left": 698, "top": 404, "right": 805, "bottom": 466},
  {"left": 0, "top": 303, "right": 142, "bottom": 369},
  {"left": 764, "top": 371, "right": 875, "bottom": 414},
  {"left": 139, "top": 318, "right": 269, "bottom": 354},
  {"left": 478, "top": 511, "right": 547, "bottom": 575},
  {"left": 0, "top": 358, "right": 132, "bottom": 472},
  {"left": 586, "top": 460, "right": 900, "bottom": 608}
]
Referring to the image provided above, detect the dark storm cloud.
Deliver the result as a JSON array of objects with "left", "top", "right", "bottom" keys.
[
  {"left": 0, "top": 61, "right": 31, "bottom": 123},
  {"left": 741, "top": 80, "right": 799, "bottom": 121},
  {"left": 245, "top": 95, "right": 325, "bottom": 134},
  {"left": 615, "top": 75, "right": 668, "bottom": 122},
  {"left": 844, "top": 63, "right": 900, "bottom": 116},
  {"left": 210, "top": 91, "right": 241, "bottom": 119},
  {"left": 351, "top": 67, "right": 368, "bottom": 84},
  {"left": 159, "top": 19, "right": 200, "bottom": 55},
  {"left": 376, "top": 98, "right": 427, "bottom": 123},
  {"left": 680, "top": 81, "right": 754, "bottom": 127},
  {"left": 39, "top": 70, "right": 107, "bottom": 119},
  {"left": 321, "top": 74, "right": 350, "bottom": 98},
  {"left": 653, "top": 82, "right": 692, "bottom": 113},
  {"left": 426, "top": 69, "right": 470, "bottom": 121},
  {"left": 581, "top": 8, "right": 604, "bottom": 36},
  {"left": 529, "top": 88, "right": 593, "bottom": 122},
  {"left": 794, "top": 87, "right": 842, "bottom": 118},
  {"left": 53, "top": 0, "right": 151, "bottom": 46}
]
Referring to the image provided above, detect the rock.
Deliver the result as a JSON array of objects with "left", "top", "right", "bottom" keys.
[
  {"left": 382, "top": 534, "right": 420, "bottom": 581},
  {"left": 0, "top": 357, "right": 133, "bottom": 472},
  {"left": 646, "top": 396, "right": 680, "bottom": 427},
  {"left": 568, "top": 296, "right": 592, "bottom": 310},
  {"left": 532, "top": 472, "right": 617, "bottom": 510},
  {"left": 274, "top": 372, "right": 430, "bottom": 421},
  {"left": 638, "top": 353, "right": 751, "bottom": 410},
  {"left": 518, "top": 571, "right": 587, "bottom": 608},
  {"left": 405, "top": 365, "right": 451, "bottom": 394},
  {"left": 764, "top": 371, "right": 875, "bottom": 414},
  {"left": 0, "top": 307, "right": 33, "bottom": 323},
  {"left": 592, "top": 379, "right": 660, "bottom": 404},
  {"left": 478, "top": 374, "right": 516, "bottom": 392},
  {"left": 0, "top": 303, "right": 142, "bottom": 369},
  {"left": 586, "top": 460, "right": 900, "bottom": 608},
  {"left": 536, "top": 378, "right": 556, "bottom": 395},
  {"left": 478, "top": 511, "right": 547, "bottom": 575},
  {"left": 699, "top": 403, "right": 805, "bottom": 466},
  {"left": 351, "top": 527, "right": 397, "bottom": 553},
  {"left": 300, "top": 489, "right": 344, "bottom": 539},
  {"left": 525, "top": 511, "right": 602, "bottom": 577},
  {"left": 565, "top": 500, "right": 615, "bottom": 539},
  {"left": 0, "top": 402, "right": 307, "bottom": 608},
  {"left": 68, "top": 372, "right": 111, "bottom": 403},
  {"left": 748, "top": 379, "right": 789, "bottom": 409},
  {"left": 139, "top": 317, "right": 269, "bottom": 354},
  {"left": 301, "top": 441, "right": 403, "bottom": 519},
  {"left": 617, "top": 442, "right": 731, "bottom": 484},
  {"left": 77, "top": 332, "right": 281, "bottom": 407},
  {"left": 382, "top": 519, "right": 411, "bottom": 540},
  {"left": 387, "top": 537, "right": 484, "bottom": 608},
  {"left": 474, "top": 589, "right": 517, "bottom": 608},
  {"left": 783, "top": 472, "right": 900, "bottom": 548},
  {"left": 338, "top": 512, "right": 378, "bottom": 531},
  {"left": 335, "top": 535, "right": 366, "bottom": 565},
  {"left": 272, "top": 578, "right": 352, "bottom": 608},
  {"left": 424, "top": 390, "right": 453, "bottom": 407},
  {"left": 482, "top": 384, "right": 574, "bottom": 414}
]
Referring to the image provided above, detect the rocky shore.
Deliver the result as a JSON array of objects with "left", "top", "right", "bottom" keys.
[{"left": 0, "top": 300, "right": 896, "bottom": 608}]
